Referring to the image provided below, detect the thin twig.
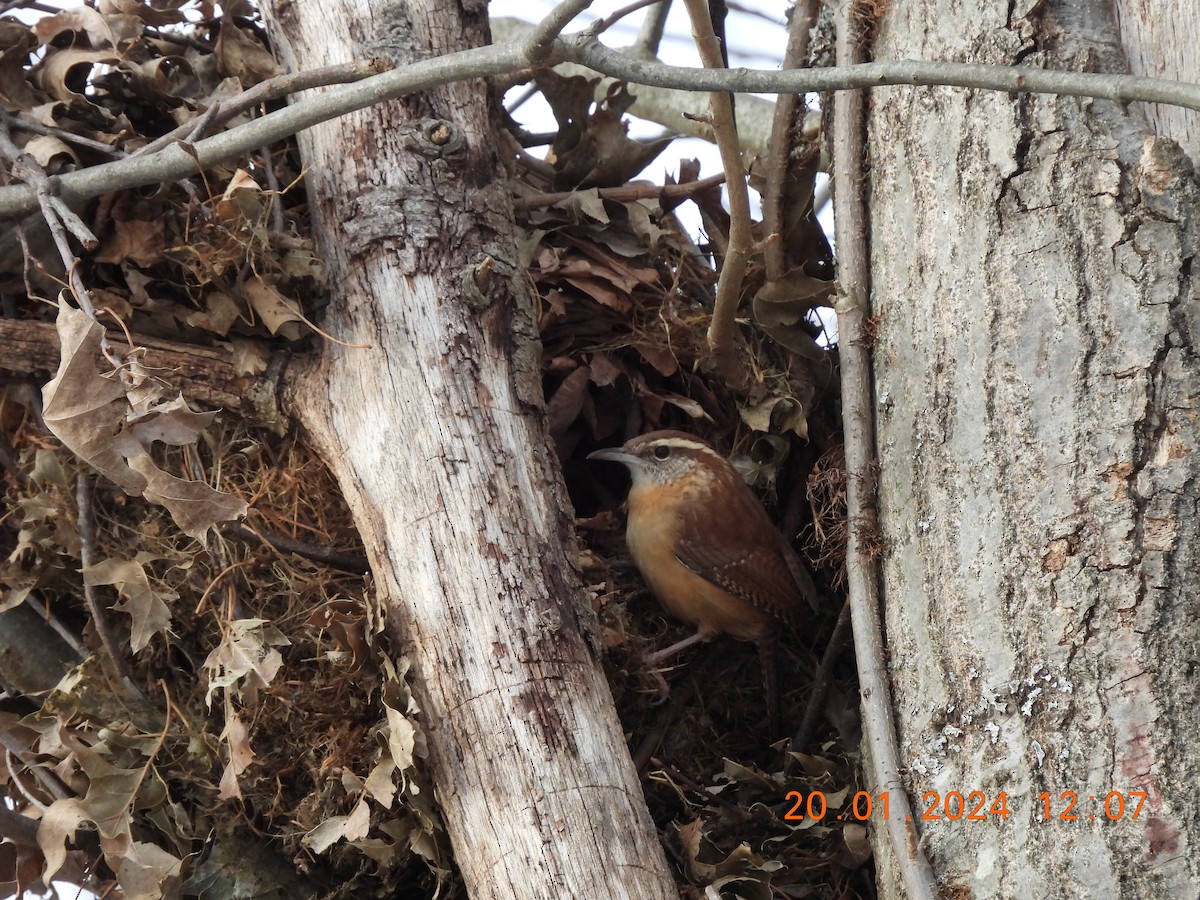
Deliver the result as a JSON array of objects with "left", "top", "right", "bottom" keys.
[
  {"left": 762, "top": 0, "right": 818, "bottom": 283},
  {"left": 259, "top": 144, "right": 286, "bottom": 234},
  {"left": 832, "top": 4, "right": 938, "bottom": 897},
  {"left": 680, "top": 0, "right": 752, "bottom": 384},
  {"left": 504, "top": 82, "right": 541, "bottom": 113},
  {"left": 788, "top": 600, "right": 851, "bottom": 758},
  {"left": 76, "top": 473, "right": 134, "bottom": 682},
  {"left": 134, "top": 59, "right": 385, "bottom": 159},
  {"left": 524, "top": 0, "right": 595, "bottom": 64},
  {"left": 24, "top": 594, "right": 88, "bottom": 659},
  {"left": 219, "top": 521, "right": 370, "bottom": 573},
  {"left": 144, "top": 25, "right": 213, "bottom": 53},
  {"left": 0, "top": 0, "right": 55, "bottom": 11},
  {"left": 593, "top": 0, "right": 663, "bottom": 37},
  {"left": 633, "top": 0, "right": 671, "bottom": 59},
  {"left": 0, "top": 726, "right": 71, "bottom": 801},
  {"left": 0, "top": 117, "right": 108, "bottom": 367},
  {"left": 515, "top": 171, "right": 724, "bottom": 209},
  {"left": 4, "top": 113, "right": 127, "bottom": 159}
]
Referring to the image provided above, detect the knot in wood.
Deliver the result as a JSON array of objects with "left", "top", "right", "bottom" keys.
[{"left": 402, "top": 119, "right": 466, "bottom": 158}]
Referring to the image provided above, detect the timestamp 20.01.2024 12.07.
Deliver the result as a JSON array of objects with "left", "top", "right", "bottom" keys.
[{"left": 783, "top": 790, "right": 1150, "bottom": 824}]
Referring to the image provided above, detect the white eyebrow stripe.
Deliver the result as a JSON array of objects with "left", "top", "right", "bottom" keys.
[{"left": 643, "top": 438, "right": 725, "bottom": 460}]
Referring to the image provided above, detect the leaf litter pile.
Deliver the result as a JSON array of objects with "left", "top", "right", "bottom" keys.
[{"left": 0, "top": 4, "right": 868, "bottom": 899}]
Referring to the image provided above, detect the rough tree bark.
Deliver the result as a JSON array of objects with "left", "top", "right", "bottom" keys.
[
  {"left": 255, "top": 1, "right": 675, "bottom": 897},
  {"left": 867, "top": 1, "right": 1198, "bottom": 897}
]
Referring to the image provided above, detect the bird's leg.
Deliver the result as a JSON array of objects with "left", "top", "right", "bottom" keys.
[
  {"left": 644, "top": 628, "right": 709, "bottom": 667},
  {"left": 641, "top": 629, "right": 710, "bottom": 702}
]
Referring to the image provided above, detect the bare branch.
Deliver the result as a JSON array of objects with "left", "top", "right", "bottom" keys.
[
  {"left": 0, "top": 44, "right": 521, "bottom": 219},
  {"left": 832, "top": 5, "right": 938, "bottom": 899},
  {"left": 564, "top": 34, "right": 1200, "bottom": 110},
  {"left": 493, "top": 16, "right": 778, "bottom": 151},
  {"left": 681, "top": 0, "right": 751, "bottom": 382},
  {"left": 0, "top": 317, "right": 280, "bottom": 424},
  {"left": 4, "top": 112, "right": 127, "bottom": 159},
  {"left": 762, "top": 0, "right": 818, "bottom": 283},
  {"left": 592, "top": 0, "right": 665, "bottom": 39},
  {"left": 524, "top": 0, "right": 595, "bottom": 63},
  {"left": 632, "top": 0, "right": 671, "bottom": 59},
  {"left": 77, "top": 474, "right": 135, "bottom": 683},
  {"left": 134, "top": 60, "right": 385, "bottom": 159},
  {"left": 0, "top": 117, "right": 106, "bottom": 347},
  {"left": 514, "top": 171, "right": 724, "bottom": 209},
  {"left": 3, "top": 33, "right": 1200, "bottom": 220}
]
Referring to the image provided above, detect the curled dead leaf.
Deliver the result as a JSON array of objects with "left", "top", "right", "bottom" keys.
[
  {"left": 42, "top": 305, "right": 247, "bottom": 540},
  {"left": 84, "top": 556, "right": 176, "bottom": 653}
]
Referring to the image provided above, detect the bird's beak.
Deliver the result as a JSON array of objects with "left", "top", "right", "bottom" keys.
[{"left": 587, "top": 447, "right": 639, "bottom": 467}]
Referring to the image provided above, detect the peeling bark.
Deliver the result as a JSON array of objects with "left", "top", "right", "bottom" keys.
[{"left": 256, "top": 1, "right": 675, "bottom": 897}]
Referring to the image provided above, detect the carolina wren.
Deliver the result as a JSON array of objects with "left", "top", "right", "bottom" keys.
[{"left": 588, "top": 430, "right": 817, "bottom": 727}]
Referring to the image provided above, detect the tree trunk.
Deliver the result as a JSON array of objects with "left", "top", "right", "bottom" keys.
[
  {"left": 256, "top": 2, "right": 675, "bottom": 897},
  {"left": 1114, "top": 0, "right": 1199, "bottom": 158},
  {"left": 867, "top": 1, "right": 1198, "bottom": 896}
]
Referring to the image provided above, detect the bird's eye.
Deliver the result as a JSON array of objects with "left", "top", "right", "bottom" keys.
[{"left": 652, "top": 445, "right": 671, "bottom": 460}]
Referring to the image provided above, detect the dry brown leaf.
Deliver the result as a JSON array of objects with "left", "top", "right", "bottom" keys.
[
  {"left": 587, "top": 351, "right": 623, "bottom": 387},
  {"left": 34, "top": 7, "right": 120, "bottom": 49},
  {"left": 38, "top": 736, "right": 147, "bottom": 882},
  {"left": 546, "top": 365, "right": 592, "bottom": 437},
  {"left": 302, "top": 798, "right": 370, "bottom": 854},
  {"left": 657, "top": 390, "right": 710, "bottom": 421},
  {"left": 837, "top": 823, "right": 873, "bottom": 868},
  {"left": 739, "top": 396, "right": 808, "bottom": 441},
  {"left": 203, "top": 618, "right": 289, "bottom": 707},
  {"left": 95, "top": 218, "right": 165, "bottom": 267},
  {"left": 42, "top": 304, "right": 148, "bottom": 497},
  {"left": 20, "top": 134, "right": 79, "bottom": 170},
  {"left": 562, "top": 189, "right": 609, "bottom": 225},
  {"left": 217, "top": 711, "right": 254, "bottom": 801},
  {"left": 98, "top": 0, "right": 189, "bottom": 28},
  {"left": 560, "top": 276, "right": 630, "bottom": 312},
  {"left": 0, "top": 24, "right": 38, "bottom": 109},
  {"left": 364, "top": 758, "right": 397, "bottom": 809},
  {"left": 214, "top": 19, "right": 283, "bottom": 87},
  {"left": 752, "top": 271, "right": 833, "bottom": 362},
  {"left": 307, "top": 599, "right": 369, "bottom": 669},
  {"left": 126, "top": 394, "right": 217, "bottom": 446},
  {"left": 83, "top": 556, "right": 176, "bottom": 653},
  {"left": 243, "top": 277, "right": 308, "bottom": 339},
  {"left": 34, "top": 49, "right": 123, "bottom": 104},
  {"left": 115, "top": 841, "right": 183, "bottom": 900},
  {"left": 634, "top": 343, "right": 679, "bottom": 377},
  {"left": 136, "top": 457, "right": 247, "bottom": 540},
  {"left": 227, "top": 337, "right": 271, "bottom": 376},
  {"left": 42, "top": 305, "right": 247, "bottom": 540},
  {"left": 185, "top": 291, "right": 241, "bottom": 336}
]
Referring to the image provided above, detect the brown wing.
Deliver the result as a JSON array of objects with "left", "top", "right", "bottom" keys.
[{"left": 672, "top": 473, "right": 817, "bottom": 630}]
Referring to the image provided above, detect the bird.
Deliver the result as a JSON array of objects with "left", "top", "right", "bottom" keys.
[{"left": 588, "top": 429, "right": 818, "bottom": 731}]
